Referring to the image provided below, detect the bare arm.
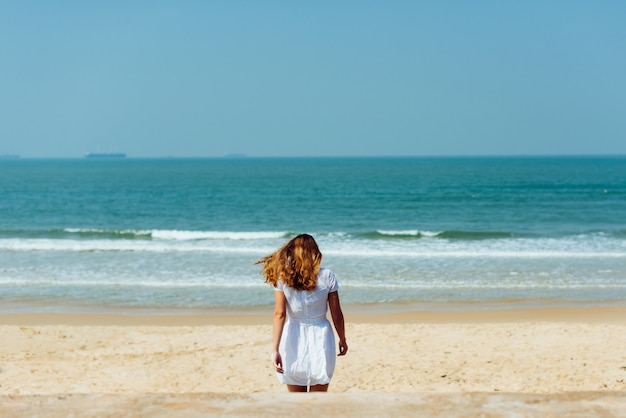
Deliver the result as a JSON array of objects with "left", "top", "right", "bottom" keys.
[
  {"left": 272, "top": 290, "right": 287, "bottom": 373},
  {"left": 328, "top": 291, "right": 348, "bottom": 356}
]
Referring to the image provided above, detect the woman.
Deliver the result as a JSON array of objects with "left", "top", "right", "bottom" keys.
[{"left": 257, "top": 234, "right": 348, "bottom": 392}]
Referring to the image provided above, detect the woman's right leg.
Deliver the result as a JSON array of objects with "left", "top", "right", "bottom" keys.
[{"left": 287, "top": 385, "right": 307, "bottom": 392}]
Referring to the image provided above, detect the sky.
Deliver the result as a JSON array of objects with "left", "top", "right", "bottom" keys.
[{"left": 1, "top": 1, "right": 625, "bottom": 158}]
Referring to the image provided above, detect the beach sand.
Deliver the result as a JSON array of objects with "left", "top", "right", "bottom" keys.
[{"left": 1, "top": 307, "right": 626, "bottom": 417}]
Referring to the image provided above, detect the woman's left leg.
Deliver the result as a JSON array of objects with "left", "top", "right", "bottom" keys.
[{"left": 309, "top": 384, "right": 329, "bottom": 392}]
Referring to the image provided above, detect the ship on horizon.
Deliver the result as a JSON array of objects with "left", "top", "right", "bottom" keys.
[{"left": 84, "top": 152, "right": 126, "bottom": 159}]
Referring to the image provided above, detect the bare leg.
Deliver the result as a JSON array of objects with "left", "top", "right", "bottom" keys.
[
  {"left": 310, "top": 384, "right": 329, "bottom": 392},
  {"left": 287, "top": 385, "right": 307, "bottom": 392}
]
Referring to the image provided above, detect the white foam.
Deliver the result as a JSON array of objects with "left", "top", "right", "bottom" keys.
[
  {"left": 2, "top": 236, "right": 626, "bottom": 258},
  {"left": 376, "top": 229, "right": 443, "bottom": 238},
  {"left": 326, "top": 247, "right": 626, "bottom": 258},
  {"left": 2, "top": 230, "right": 626, "bottom": 261},
  {"left": 419, "top": 230, "right": 443, "bottom": 237},
  {"left": 376, "top": 230, "right": 442, "bottom": 237},
  {"left": 0, "top": 238, "right": 276, "bottom": 254},
  {"left": 62, "top": 228, "right": 288, "bottom": 241},
  {"left": 377, "top": 230, "right": 420, "bottom": 236},
  {"left": 150, "top": 230, "right": 287, "bottom": 240},
  {"left": 0, "top": 278, "right": 265, "bottom": 288},
  {"left": 64, "top": 228, "right": 152, "bottom": 236},
  {"left": 340, "top": 282, "right": 626, "bottom": 289}
]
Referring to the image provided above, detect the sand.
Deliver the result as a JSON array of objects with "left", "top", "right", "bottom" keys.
[{"left": 1, "top": 307, "right": 626, "bottom": 417}]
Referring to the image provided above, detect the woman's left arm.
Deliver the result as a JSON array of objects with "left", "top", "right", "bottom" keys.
[{"left": 328, "top": 291, "right": 348, "bottom": 356}]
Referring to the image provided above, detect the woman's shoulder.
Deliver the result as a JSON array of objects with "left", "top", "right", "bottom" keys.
[
  {"left": 317, "top": 268, "right": 338, "bottom": 289},
  {"left": 318, "top": 267, "right": 334, "bottom": 278}
]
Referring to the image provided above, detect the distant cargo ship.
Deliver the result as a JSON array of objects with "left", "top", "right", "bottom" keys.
[{"left": 84, "top": 153, "right": 126, "bottom": 159}]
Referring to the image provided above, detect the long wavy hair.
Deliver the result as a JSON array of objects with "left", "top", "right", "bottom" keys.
[{"left": 256, "top": 234, "right": 322, "bottom": 291}]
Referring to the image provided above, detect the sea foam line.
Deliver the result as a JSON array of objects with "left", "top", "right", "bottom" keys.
[
  {"left": 1, "top": 238, "right": 626, "bottom": 258},
  {"left": 0, "top": 239, "right": 276, "bottom": 254},
  {"left": 150, "top": 230, "right": 288, "bottom": 240},
  {"left": 2, "top": 278, "right": 625, "bottom": 290},
  {"left": 62, "top": 229, "right": 289, "bottom": 241},
  {"left": 0, "top": 278, "right": 265, "bottom": 288},
  {"left": 376, "top": 230, "right": 442, "bottom": 237},
  {"left": 328, "top": 249, "right": 626, "bottom": 258}
]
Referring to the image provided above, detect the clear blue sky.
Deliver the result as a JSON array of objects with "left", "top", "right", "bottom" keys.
[{"left": 1, "top": 1, "right": 625, "bottom": 158}]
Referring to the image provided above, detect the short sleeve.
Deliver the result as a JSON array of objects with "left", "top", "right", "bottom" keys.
[
  {"left": 274, "top": 280, "right": 285, "bottom": 292},
  {"left": 326, "top": 269, "right": 339, "bottom": 293}
]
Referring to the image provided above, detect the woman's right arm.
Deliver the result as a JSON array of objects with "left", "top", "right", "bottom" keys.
[
  {"left": 272, "top": 290, "right": 287, "bottom": 373},
  {"left": 328, "top": 291, "right": 348, "bottom": 356}
]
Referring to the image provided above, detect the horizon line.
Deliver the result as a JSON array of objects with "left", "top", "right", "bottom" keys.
[{"left": 3, "top": 153, "right": 626, "bottom": 160}]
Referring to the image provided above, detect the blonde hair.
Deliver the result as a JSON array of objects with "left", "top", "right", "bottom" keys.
[{"left": 256, "top": 234, "right": 322, "bottom": 291}]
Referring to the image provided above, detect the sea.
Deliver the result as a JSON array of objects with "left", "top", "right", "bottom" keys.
[{"left": 1, "top": 156, "right": 625, "bottom": 314}]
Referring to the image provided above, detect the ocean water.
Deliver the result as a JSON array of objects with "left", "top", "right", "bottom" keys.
[{"left": 1, "top": 157, "right": 625, "bottom": 313}]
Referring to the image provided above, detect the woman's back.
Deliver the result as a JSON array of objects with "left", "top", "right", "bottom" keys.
[{"left": 277, "top": 268, "right": 338, "bottom": 321}]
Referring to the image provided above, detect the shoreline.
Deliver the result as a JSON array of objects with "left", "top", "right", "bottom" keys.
[
  {"left": 1, "top": 305, "right": 626, "bottom": 326},
  {"left": 3, "top": 297, "right": 626, "bottom": 315}
]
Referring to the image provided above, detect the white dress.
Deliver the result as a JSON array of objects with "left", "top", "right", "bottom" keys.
[{"left": 275, "top": 268, "right": 339, "bottom": 386}]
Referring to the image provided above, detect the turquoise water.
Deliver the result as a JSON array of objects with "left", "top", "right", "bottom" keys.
[{"left": 1, "top": 157, "right": 625, "bottom": 312}]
